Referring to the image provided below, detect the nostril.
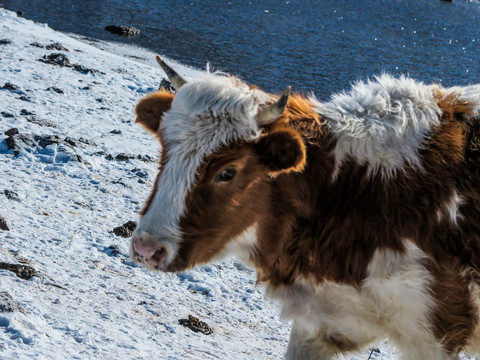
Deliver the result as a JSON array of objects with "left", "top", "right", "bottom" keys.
[{"left": 152, "top": 247, "right": 166, "bottom": 262}]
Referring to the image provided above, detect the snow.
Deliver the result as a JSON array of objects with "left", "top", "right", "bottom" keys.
[{"left": 0, "top": 8, "right": 473, "bottom": 360}]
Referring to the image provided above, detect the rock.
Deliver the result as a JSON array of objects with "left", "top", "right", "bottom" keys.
[
  {"left": 107, "top": 244, "right": 121, "bottom": 256},
  {"left": 73, "top": 64, "right": 104, "bottom": 75},
  {"left": 4, "top": 190, "right": 19, "bottom": 201},
  {"left": 45, "top": 42, "right": 69, "bottom": 52},
  {"left": 30, "top": 42, "right": 44, "bottom": 48},
  {"left": 1, "top": 112, "right": 15, "bottom": 118},
  {"left": 20, "top": 109, "right": 34, "bottom": 116},
  {"left": 113, "top": 221, "right": 137, "bottom": 238},
  {"left": 5, "top": 137, "right": 16, "bottom": 150},
  {"left": 0, "top": 262, "right": 36, "bottom": 280},
  {"left": 105, "top": 25, "right": 140, "bottom": 36},
  {"left": 110, "top": 130, "right": 122, "bottom": 134},
  {"left": 34, "top": 134, "right": 61, "bottom": 148},
  {"left": 0, "top": 292, "right": 25, "bottom": 314},
  {"left": 0, "top": 215, "right": 9, "bottom": 231},
  {"left": 0, "top": 39, "right": 12, "bottom": 45},
  {"left": 46, "top": 86, "right": 64, "bottom": 94},
  {"left": 178, "top": 315, "right": 213, "bottom": 335},
  {"left": 4, "top": 128, "right": 19, "bottom": 136},
  {"left": 39, "top": 53, "right": 71, "bottom": 67},
  {"left": 64, "top": 137, "right": 77, "bottom": 147},
  {"left": 2, "top": 82, "right": 20, "bottom": 91},
  {"left": 115, "top": 153, "right": 135, "bottom": 161},
  {"left": 1, "top": 82, "right": 26, "bottom": 95}
]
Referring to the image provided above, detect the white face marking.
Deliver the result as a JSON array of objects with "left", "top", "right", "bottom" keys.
[
  {"left": 435, "top": 189, "right": 464, "bottom": 225},
  {"left": 268, "top": 240, "right": 447, "bottom": 358},
  {"left": 134, "top": 73, "right": 272, "bottom": 248},
  {"left": 311, "top": 75, "right": 442, "bottom": 179},
  {"left": 210, "top": 224, "right": 258, "bottom": 265}
]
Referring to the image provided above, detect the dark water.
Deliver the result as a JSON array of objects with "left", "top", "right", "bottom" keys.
[{"left": 2, "top": 0, "right": 480, "bottom": 98}]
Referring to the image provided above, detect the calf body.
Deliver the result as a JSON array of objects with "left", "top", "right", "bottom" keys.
[{"left": 131, "top": 60, "right": 480, "bottom": 359}]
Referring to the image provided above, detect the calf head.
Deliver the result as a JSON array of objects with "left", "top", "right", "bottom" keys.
[{"left": 130, "top": 57, "right": 306, "bottom": 272}]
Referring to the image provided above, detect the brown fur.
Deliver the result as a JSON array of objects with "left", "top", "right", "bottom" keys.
[
  {"left": 138, "top": 87, "right": 480, "bottom": 354},
  {"left": 135, "top": 89, "right": 174, "bottom": 134},
  {"left": 135, "top": 89, "right": 174, "bottom": 215}
]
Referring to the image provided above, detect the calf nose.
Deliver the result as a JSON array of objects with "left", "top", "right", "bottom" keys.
[{"left": 131, "top": 235, "right": 168, "bottom": 270}]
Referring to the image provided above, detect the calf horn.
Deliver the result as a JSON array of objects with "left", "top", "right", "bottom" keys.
[
  {"left": 156, "top": 55, "right": 187, "bottom": 90},
  {"left": 256, "top": 86, "right": 291, "bottom": 126}
]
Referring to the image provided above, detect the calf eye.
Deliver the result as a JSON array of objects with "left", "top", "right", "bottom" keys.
[{"left": 214, "top": 167, "right": 237, "bottom": 183}]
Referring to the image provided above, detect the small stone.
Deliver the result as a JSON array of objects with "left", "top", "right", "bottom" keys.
[
  {"left": 20, "top": 109, "right": 34, "bottom": 116},
  {"left": 0, "top": 215, "right": 9, "bottom": 231},
  {"left": 108, "top": 244, "right": 121, "bottom": 256},
  {"left": 3, "top": 83, "right": 18, "bottom": 90},
  {"left": 0, "top": 292, "right": 25, "bottom": 314},
  {"left": 39, "top": 53, "right": 71, "bottom": 67},
  {"left": 5, "top": 137, "right": 16, "bottom": 150},
  {"left": 4, "top": 128, "right": 19, "bottom": 136},
  {"left": 115, "top": 153, "right": 134, "bottom": 161},
  {"left": 45, "top": 42, "right": 69, "bottom": 52},
  {"left": 1, "top": 112, "right": 15, "bottom": 118},
  {"left": 178, "top": 315, "right": 213, "bottom": 335},
  {"left": 110, "top": 130, "right": 122, "bottom": 134},
  {"left": 4, "top": 190, "right": 19, "bottom": 201},
  {"left": 46, "top": 86, "right": 64, "bottom": 94},
  {"left": 105, "top": 25, "right": 140, "bottom": 36},
  {"left": 0, "top": 262, "right": 36, "bottom": 280},
  {"left": 64, "top": 137, "right": 77, "bottom": 147},
  {"left": 0, "top": 39, "right": 12, "bottom": 45}
]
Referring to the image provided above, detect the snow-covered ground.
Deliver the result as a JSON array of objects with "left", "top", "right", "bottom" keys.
[{"left": 0, "top": 8, "right": 474, "bottom": 360}]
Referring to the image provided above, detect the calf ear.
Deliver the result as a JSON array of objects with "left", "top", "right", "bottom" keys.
[
  {"left": 135, "top": 90, "right": 175, "bottom": 133},
  {"left": 255, "top": 129, "right": 306, "bottom": 174}
]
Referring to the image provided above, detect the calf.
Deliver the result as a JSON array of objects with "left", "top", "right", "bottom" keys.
[{"left": 131, "top": 56, "right": 480, "bottom": 359}]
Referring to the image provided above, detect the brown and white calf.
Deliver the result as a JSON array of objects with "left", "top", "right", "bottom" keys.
[{"left": 130, "top": 56, "right": 480, "bottom": 360}]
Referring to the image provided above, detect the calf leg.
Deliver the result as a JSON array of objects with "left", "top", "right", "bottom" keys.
[{"left": 285, "top": 325, "right": 336, "bottom": 360}]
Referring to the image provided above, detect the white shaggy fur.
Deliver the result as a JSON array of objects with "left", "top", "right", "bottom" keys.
[
  {"left": 311, "top": 74, "right": 442, "bottom": 178},
  {"left": 135, "top": 72, "right": 272, "bottom": 261},
  {"left": 268, "top": 241, "right": 450, "bottom": 360}
]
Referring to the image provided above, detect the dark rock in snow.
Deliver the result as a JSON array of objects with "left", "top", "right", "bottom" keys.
[
  {"left": 0, "top": 39, "right": 13, "bottom": 45},
  {"left": 45, "top": 42, "right": 69, "bottom": 52},
  {"left": 73, "top": 64, "right": 104, "bottom": 75},
  {"left": 2, "top": 82, "right": 20, "bottom": 91},
  {"left": 110, "top": 130, "right": 122, "bottom": 135},
  {"left": 30, "top": 42, "right": 44, "bottom": 48},
  {"left": 1, "top": 82, "right": 26, "bottom": 95},
  {"left": 178, "top": 315, "right": 213, "bottom": 335},
  {"left": 4, "top": 128, "right": 19, "bottom": 136},
  {"left": 26, "top": 117, "right": 57, "bottom": 128},
  {"left": 105, "top": 25, "right": 140, "bottom": 36},
  {"left": 0, "top": 292, "right": 25, "bottom": 314},
  {"left": 39, "top": 53, "right": 71, "bottom": 67},
  {"left": 113, "top": 221, "right": 137, "bottom": 238},
  {"left": 107, "top": 244, "right": 121, "bottom": 256},
  {"left": 20, "top": 109, "right": 34, "bottom": 116},
  {"left": 1, "top": 111, "right": 15, "bottom": 118},
  {"left": 0, "top": 262, "right": 36, "bottom": 280},
  {"left": 34, "top": 134, "right": 61, "bottom": 148},
  {"left": 0, "top": 215, "right": 9, "bottom": 231},
  {"left": 5, "top": 136, "right": 16, "bottom": 150},
  {"left": 115, "top": 153, "right": 135, "bottom": 162},
  {"left": 46, "top": 86, "right": 64, "bottom": 94},
  {"left": 64, "top": 137, "right": 77, "bottom": 147},
  {"left": 4, "top": 190, "right": 20, "bottom": 201}
]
